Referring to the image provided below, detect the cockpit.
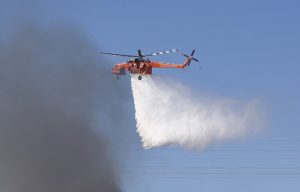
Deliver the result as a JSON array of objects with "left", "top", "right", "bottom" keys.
[
  {"left": 127, "top": 58, "right": 144, "bottom": 63},
  {"left": 127, "top": 58, "right": 135, "bottom": 63}
]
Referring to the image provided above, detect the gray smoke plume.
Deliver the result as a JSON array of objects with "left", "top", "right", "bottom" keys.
[{"left": 0, "top": 23, "right": 127, "bottom": 192}]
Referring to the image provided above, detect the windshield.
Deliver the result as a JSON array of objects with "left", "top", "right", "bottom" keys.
[{"left": 128, "top": 58, "right": 135, "bottom": 62}]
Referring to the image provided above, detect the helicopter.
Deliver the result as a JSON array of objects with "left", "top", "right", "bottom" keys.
[{"left": 99, "top": 49, "right": 199, "bottom": 80}]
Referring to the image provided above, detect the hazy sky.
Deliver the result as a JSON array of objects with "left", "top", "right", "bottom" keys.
[{"left": 1, "top": 0, "right": 300, "bottom": 192}]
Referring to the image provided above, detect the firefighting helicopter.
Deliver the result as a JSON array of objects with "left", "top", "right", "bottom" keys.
[{"left": 99, "top": 49, "right": 199, "bottom": 80}]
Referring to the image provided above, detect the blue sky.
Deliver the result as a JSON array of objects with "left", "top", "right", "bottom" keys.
[{"left": 2, "top": 0, "right": 300, "bottom": 191}]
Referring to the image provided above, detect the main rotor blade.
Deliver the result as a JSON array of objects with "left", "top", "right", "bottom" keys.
[
  {"left": 144, "top": 48, "right": 179, "bottom": 57},
  {"left": 99, "top": 52, "right": 137, "bottom": 57}
]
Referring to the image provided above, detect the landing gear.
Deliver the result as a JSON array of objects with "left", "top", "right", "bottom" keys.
[{"left": 138, "top": 75, "right": 142, "bottom": 80}]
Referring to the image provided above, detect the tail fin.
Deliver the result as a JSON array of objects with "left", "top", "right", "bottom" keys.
[{"left": 182, "top": 49, "right": 200, "bottom": 68}]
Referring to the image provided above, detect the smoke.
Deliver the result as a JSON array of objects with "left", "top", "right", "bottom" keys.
[
  {"left": 0, "top": 24, "right": 127, "bottom": 192},
  {"left": 131, "top": 75, "right": 264, "bottom": 149}
]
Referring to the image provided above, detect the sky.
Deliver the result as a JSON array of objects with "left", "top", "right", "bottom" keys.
[{"left": 1, "top": 0, "right": 300, "bottom": 191}]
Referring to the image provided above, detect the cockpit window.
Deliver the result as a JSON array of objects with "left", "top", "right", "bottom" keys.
[{"left": 128, "top": 58, "right": 135, "bottom": 62}]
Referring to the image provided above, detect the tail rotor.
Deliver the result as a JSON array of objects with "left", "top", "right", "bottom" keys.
[{"left": 182, "top": 49, "right": 199, "bottom": 67}]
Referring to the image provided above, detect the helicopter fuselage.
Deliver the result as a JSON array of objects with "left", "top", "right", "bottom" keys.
[
  {"left": 112, "top": 60, "right": 153, "bottom": 76},
  {"left": 103, "top": 49, "right": 199, "bottom": 80}
]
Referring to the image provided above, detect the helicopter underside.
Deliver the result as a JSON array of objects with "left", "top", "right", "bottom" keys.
[
  {"left": 112, "top": 64, "right": 152, "bottom": 80},
  {"left": 129, "top": 66, "right": 152, "bottom": 75}
]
